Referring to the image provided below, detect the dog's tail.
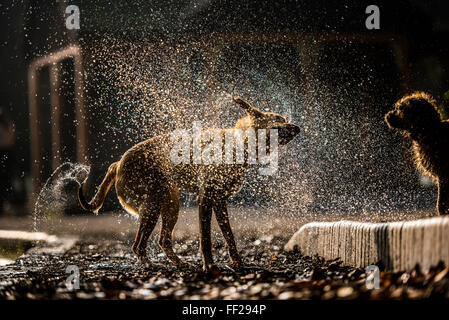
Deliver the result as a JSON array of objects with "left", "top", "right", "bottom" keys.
[{"left": 78, "top": 162, "right": 118, "bottom": 213}]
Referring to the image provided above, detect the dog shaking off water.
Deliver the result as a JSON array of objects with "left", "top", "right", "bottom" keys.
[
  {"left": 385, "top": 92, "right": 449, "bottom": 216},
  {"left": 78, "top": 97, "right": 300, "bottom": 271}
]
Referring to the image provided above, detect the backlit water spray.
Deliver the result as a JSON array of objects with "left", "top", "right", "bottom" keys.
[{"left": 33, "top": 162, "right": 90, "bottom": 232}]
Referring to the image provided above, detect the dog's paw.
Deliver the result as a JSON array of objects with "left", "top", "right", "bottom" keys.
[
  {"left": 136, "top": 256, "right": 152, "bottom": 268},
  {"left": 202, "top": 263, "right": 220, "bottom": 275}
]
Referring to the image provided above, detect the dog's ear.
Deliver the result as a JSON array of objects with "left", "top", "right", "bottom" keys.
[{"left": 233, "top": 97, "right": 263, "bottom": 118}]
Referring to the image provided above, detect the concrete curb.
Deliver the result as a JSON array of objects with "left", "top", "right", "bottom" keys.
[{"left": 284, "top": 216, "right": 449, "bottom": 272}]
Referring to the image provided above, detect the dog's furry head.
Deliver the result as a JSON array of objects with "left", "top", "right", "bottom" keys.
[
  {"left": 385, "top": 92, "right": 442, "bottom": 138},
  {"left": 233, "top": 97, "right": 300, "bottom": 145}
]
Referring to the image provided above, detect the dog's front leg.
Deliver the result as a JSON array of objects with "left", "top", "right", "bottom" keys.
[
  {"left": 437, "top": 179, "right": 449, "bottom": 215},
  {"left": 213, "top": 200, "right": 242, "bottom": 268},
  {"left": 199, "top": 195, "right": 215, "bottom": 271}
]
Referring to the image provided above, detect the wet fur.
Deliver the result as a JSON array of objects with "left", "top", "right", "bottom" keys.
[
  {"left": 78, "top": 97, "right": 300, "bottom": 270},
  {"left": 385, "top": 92, "right": 449, "bottom": 215}
]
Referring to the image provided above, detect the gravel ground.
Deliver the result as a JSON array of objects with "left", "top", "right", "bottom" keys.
[{"left": 1, "top": 235, "right": 449, "bottom": 300}]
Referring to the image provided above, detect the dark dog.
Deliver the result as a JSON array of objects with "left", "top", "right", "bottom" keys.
[
  {"left": 385, "top": 92, "right": 449, "bottom": 215},
  {"left": 78, "top": 97, "right": 300, "bottom": 270}
]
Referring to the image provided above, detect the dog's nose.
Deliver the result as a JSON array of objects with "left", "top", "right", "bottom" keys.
[
  {"left": 385, "top": 110, "right": 402, "bottom": 129},
  {"left": 289, "top": 123, "right": 301, "bottom": 136},
  {"left": 284, "top": 123, "right": 300, "bottom": 137},
  {"left": 278, "top": 123, "right": 300, "bottom": 145}
]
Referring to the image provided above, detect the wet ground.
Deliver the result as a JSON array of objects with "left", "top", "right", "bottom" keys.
[
  {"left": 0, "top": 208, "right": 447, "bottom": 299},
  {"left": 1, "top": 234, "right": 449, "bottom": 300}
]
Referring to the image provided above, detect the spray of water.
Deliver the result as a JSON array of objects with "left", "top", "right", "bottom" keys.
[{"left": 33, "top": 162, "right": 90, "bottom": 232}]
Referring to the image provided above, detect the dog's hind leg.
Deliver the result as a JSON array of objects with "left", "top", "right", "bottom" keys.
[
  {"left": 158, "top": 186, "right": 189, "bottom": 268},
  {"left": 132, "top": 203, "right": 160, "bottom": 265},
  {"left": 437, "top": 179, "right": 449, "bottom": 215},
  {"left": 213, "top": 200, "right": 242, "bottom": 267},
  {"left": 199, "top": 194, "right": 215, "bottom": 271}
]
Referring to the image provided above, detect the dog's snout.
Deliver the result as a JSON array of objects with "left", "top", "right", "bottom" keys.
[
  {"left": 278, "top": 123, "right": 300, "bottom": 145},
  {"left": 289, "top": 123, "right": 300, "bottom": 136},
  {"left": 385, "top": 110, "right": 404, "bottom": 129}
]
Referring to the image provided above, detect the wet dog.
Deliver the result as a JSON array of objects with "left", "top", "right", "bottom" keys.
[
  {"left": 385, "top": 92, "right": 449, "bottom": 215},
  {"left": 78, "top": 97, "right": 300, "bottom": 270}
]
